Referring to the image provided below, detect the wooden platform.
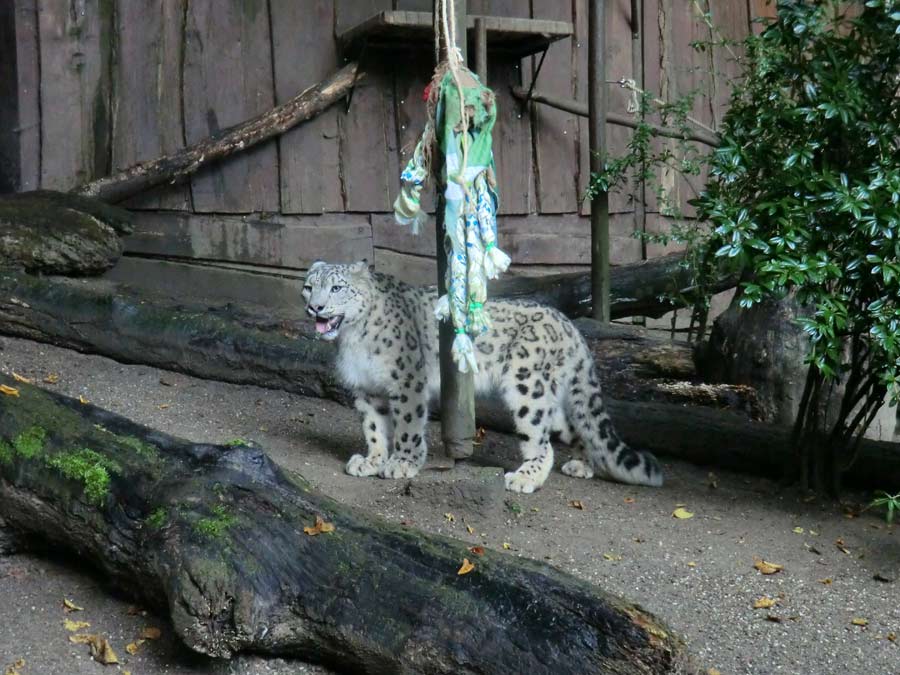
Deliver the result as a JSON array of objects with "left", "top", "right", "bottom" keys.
[{"left": 338, "top": 11, "right": 573, "bottom": 58}]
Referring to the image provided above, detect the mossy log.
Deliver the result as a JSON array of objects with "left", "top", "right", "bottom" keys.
[
  {"left": 73, "top": 63, "right": 360, "bottom": 205},
  {"left": 0, "top": 190, "right": 132, "bottom": 275},
  {"left": 491, "top": 251, "right": 741, "bottom": 320},
  {"left": 2, "top": 271, "right": 900, "bottom": 486},
  {"left": 0, "top": 376, "right": 696, "bottom": 674}
]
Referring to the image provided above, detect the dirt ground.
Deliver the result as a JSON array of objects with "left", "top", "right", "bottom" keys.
[{"left": 1, "top": 335, "right": 899, "bottom": 675}]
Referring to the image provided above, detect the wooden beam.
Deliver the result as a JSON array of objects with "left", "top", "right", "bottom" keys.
[
  {"left": 511, "top": 86, "right": 722, "bottom": 147},
  {"left": 73, "top": 63, "right": 361, "bottom": 204}
]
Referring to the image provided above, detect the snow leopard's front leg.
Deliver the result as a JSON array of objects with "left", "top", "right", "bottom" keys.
[
  {"left": 346, "top": 395, "right": 392, "bottom": 477},
  {"left": 380, "top": 389, "right": 428, "bottom": 479}
]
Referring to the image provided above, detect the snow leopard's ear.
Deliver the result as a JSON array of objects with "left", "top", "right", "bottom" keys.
[
  {"left": 308, "top": 260, "right": 326, "bottom": 272},
  {"left": 348, "top": 259, "right": 371, "bottom": 276}
]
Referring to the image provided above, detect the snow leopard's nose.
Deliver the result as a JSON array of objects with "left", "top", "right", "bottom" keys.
[{"left": 307, "top": 304, "right": 325, "bottom": 316}]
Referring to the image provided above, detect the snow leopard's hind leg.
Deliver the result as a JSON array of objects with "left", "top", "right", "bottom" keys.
[
  {"left": 503, "top": 371, "right": 558, "bottom": 493},
  {"left": 346, "top": 395, "right": 392, "bottom": 477}
]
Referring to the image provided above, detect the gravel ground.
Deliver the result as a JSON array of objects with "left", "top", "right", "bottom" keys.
[{"left": 1, "top": 335, "right": 899, "bottom": 675}]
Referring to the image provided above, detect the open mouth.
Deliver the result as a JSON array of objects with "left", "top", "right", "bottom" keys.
[{"left": 314, "top": 314, "right": 344, "bottom": 339}]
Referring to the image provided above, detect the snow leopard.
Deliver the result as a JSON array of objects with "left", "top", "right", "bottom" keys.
[{"left": 302, "top": 261, "right": 663, "bottom": 493}]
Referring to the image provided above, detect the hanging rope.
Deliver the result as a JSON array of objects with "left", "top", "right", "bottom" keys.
[{"left": 392, "top": 0, "right": 511, "bottom": 374}]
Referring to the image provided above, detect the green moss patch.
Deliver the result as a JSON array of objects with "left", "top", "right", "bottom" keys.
[
  {"left": 13, "top": 426, "right": 46, "bottom": 459},
  {"left": 117, "top": 435, "right": 158, "bottom": 458},
  {"left": 146, "top": 507, "right": 167, "bottom": 529},
  {"left": 47, "top": 448, "right": 121, "bottom": 506},
  {"left": 196, "top": 504, "right": 237, "bottom": 540},
  {"left": 0, "top": 439, "right": 12, "bottom": 465},
  {"left": 223, "top": 438, "right": 249, "bottom": 447}
]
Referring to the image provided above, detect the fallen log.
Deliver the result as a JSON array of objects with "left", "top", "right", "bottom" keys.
[
  {"left": 73, "top": 62, "right": 361, "bottom": 204},
  {"left": 0, "top": 271, "right": 755, "bottom": 413},
  {"left": 0, "top": 190, "right": 132, "bottom": 275},
  {"left": 4, "top": 270, "right": 899, "bottom": 488},
  {"left": 0, "top": 376, "right": 695, "bottom": 673},
  {"left": 491, "top": 251, "right": 740, "bottom": 320}
]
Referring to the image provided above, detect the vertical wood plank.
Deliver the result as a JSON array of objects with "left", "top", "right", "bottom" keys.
[
  {"left": 468, "top": 1, "right": 529, "bottom": 17},
  {"left": 530, "top": 0, "right": 577, "bottom": 214},
  {"left": 271, "top": 0, "right": 343, "bottom": 214},
  {"left": 183, "top": 0, "right": 279, "bottom": 213},
  {"left": 341, "top": 54, "right": 394, "bottom": 212},
  {"left": 38, "top": 0, "right": 113, "bottom": 191},
  {"left": 575, "top": 0, "right": 635, "bottom": 216},
  {"left": 112, "top": 0, "right": 190, "bottom": 210},
  {"left": 490, "top": 57, "right": 533, "bottom": 215},
  {"left": 13, "top": 0, "right": 40, "bottom": 191},
  {"left": 394, "top": 49, "right": 436, "bottom": 214},
  {"left": 0, "top": 1, "right": 21, "bottom": 192}
]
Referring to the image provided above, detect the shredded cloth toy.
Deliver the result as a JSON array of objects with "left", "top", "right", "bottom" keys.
[{"left": 393, "top": 25, "right": 511, "bottom": 373}]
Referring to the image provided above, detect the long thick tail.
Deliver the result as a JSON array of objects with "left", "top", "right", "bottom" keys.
[{"left": 566, "top": 364, "right": 663, "bottom": 487}]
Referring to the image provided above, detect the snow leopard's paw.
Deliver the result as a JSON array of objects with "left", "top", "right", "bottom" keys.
[
  {"left": 561, "top": 459, "right": 594, "bottom": 479},
  {"left": 504, "top": 469, "right": 543, "bottom": 494},
  {"left": 379, "top": 455, "right": 421, "bottom": 479},
  {"left": 346, "top": 453, "right": 385, "bottom": 477}
]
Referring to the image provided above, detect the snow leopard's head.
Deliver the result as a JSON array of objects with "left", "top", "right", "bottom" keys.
[{"left": 302, "top": 260, "right": 372, "bottom": 341}]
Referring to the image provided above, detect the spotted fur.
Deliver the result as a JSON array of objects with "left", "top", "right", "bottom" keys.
[{"left": 302, "top": 261, "right": 663, "bottom": 493}]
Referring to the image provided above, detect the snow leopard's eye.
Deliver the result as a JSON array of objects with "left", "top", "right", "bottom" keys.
[{"left": 331, "top": 285, "right": 343, "bottom": 293}]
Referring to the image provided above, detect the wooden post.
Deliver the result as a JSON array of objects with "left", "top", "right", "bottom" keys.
[
  {"left": 630, "top": 0, "right": 647, "bottom": 281},
  {"left": 588, "top": 0, "right": 610, "bottom": 322},
  {"left": 433, "top": 0, "right": 475, "bottom": 461},
  {"left": 474, "top": 17, "right": 488, "bottom": 83}
]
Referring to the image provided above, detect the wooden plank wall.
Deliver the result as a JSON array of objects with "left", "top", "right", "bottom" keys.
[{"left": 8, "top": 0, "right": 762, "bottom": 303}]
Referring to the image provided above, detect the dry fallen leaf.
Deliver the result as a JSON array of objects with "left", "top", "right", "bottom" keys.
[
  {"left": 835, "top": 538, "right": 851, "bottom": 555},
  {"left": 887, "top": 632, "right": 896, "bottom": 642},
  {"left": 64, "top": 619, "right": 91, "bottom": 632},
  {"left": 126, "top": 605, "right": 145, "bottom": 616},
  {"left": 687, "top": 561, "right": 697, "bottom": 568},
  {"left": 707, "top": 669, "right": 722, "bottom": 675},
  {"left": 672, "top": 507, "right": 694, "bottom": 519},
  {"left": 766, "top": 614, "right": 783, "bottom": 623},
  {"left": 568, "top": 500, "right": 584, "bottom": 510},
  {"left": 125, "top": 640, "right": 145, "bottom": 655},
  {"left": 69, "top": 634, "right": 119, "bottom": 665},
  {"left": 457, "top": 558, "right": 475, "bottom": 575},
  {"left": 753, "top": 596, "right": 778, "bottom": 609},
  {"left": 468, "top": 546, "right": 485, "bottom": 556},
  {"left": 754, "top": 559, "right": 784, "bottom": 575},
  {"left": 623, "top": 497, "right": 635, "bottom": 504},
  {"left": 602, "top": 553, "right": 622, "bottom": 562},
  {"left": 158, "top": 403, "right": 170, "bottom": 410},
  {"left": 63, "top": 598, "right": 84, "bottom": 613},
  {"left": 303, "top": 515, "right": 335, "bottom": 536},
  {"left": 0, "top": 384, "right": 20, "bottom": 397},
  {"left": 502, "top": 542, "right": 511, "bottom": 550},
  {"left": 465, "top": 524, "right": 475, "bottom": 534},
  {"left": 817, "top": 577, "right": 833, "bottom": 585},
  {"left": 444, "top": 512, "right": 455, "bottom": 522},
  {"left": 4, "top": 659, "right": 25, "bottom": 675},
  {"left": 90, "top": 636, "right": 119, "bottom": 665},
  {"left": 140, "top": 626, "right": 162, "bottom": 640},
  {"left": 12, "top": 373, "right": 32, "bottom": 384},
  {"left": 707, "top": 472, "right": 718, "bottom": 489},
  {"left": 851, "top": 617, "right": 869, "bottom": 627},
  {"left": 78, "top": 395, "right": 89, "bottom": 405},
  {"left": 44, "top": 373, "right": 60, "bottom": 384},
  {"left": 792, "top": 527, "right": 804, "bottom": 534},
  {"left": 473, "top": 427, "right": 486, "bottom": 446}
]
